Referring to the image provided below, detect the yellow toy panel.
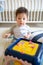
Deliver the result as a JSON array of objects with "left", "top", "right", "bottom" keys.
[
  {"left": 14, "top": 60, "right": 22, "bottom": 65},
  {"left": 12, "top": 40, "right": 39, "bottom": 56}
]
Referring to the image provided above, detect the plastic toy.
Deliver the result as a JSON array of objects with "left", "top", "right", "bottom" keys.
[{"left": 5, "top": 38, "right": 43, "bottom": 65}]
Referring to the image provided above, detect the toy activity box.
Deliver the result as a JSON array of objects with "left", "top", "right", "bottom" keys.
[{"left": 5, "top": 38, "right": 43, "bottom": 65}]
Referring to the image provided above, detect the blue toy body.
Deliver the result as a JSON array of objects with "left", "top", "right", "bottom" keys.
[{"left": 5, "top": 38, "right": 43, "bottom": 65}]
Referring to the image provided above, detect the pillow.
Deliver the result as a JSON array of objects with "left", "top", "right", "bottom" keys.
[{"left": 29, "top": 30, "right": 43, "bottom": 43}]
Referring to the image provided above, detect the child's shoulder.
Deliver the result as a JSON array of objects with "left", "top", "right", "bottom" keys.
[
  {"left": 10, "top": 24, "right": 17, "bottom": 31},
  {"left": 11, "top": 24, "right": 17, "bottom": 29}
]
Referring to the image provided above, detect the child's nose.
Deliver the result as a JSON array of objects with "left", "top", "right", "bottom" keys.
[{"left": 21, "top": 19, "right": 23, "bottom": 22}]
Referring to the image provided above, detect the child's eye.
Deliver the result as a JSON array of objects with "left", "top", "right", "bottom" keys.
[
  {"left": 18, "top": 18, "right": 21, "bottom": 19},
  {"left": 23, "top": 18, "right": 25, "bottom": 20}
]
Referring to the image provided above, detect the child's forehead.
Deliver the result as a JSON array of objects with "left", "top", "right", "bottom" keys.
[{"left": 16, "top": 13, "right": 28, "bottom": 17}]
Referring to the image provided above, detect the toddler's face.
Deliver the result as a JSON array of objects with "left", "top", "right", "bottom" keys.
[{"left": 16, "top": 13, "right": 28, "bottom": 26}]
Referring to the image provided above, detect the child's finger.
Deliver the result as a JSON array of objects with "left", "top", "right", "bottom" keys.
[
  {"left": 11, "top": 56, "right": 19, "bottom": 61},
  {"left": 24, "top": 61, "right": 32, "bottom": 65},
  {"left": 19, "top": 59, "right": 32, "bottom": 65}
]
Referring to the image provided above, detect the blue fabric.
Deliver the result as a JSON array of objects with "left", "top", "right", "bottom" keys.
[
  {"left": 40, "top": 55, "right": 43, "bottom": 65},
  {"left": 32, "top": 33, "right": 43, "bottom": 42},
  {"left": 30, "top": 30, "right": 43, "bottom": 43}
]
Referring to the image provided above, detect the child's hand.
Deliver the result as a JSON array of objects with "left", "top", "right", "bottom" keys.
[
  {"left": 24, "top": 33, "right": 31, "bottom": 39},
  {"left": 3, "top": 33, "right": 11, "bottom": 38},
  {"left": 18, "top": 59, "right": 32, "bottom": 65}
]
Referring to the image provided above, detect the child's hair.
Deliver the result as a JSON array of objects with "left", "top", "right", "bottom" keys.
[{"left": 16, "top": 7, "right": 28, "bottom": 17}]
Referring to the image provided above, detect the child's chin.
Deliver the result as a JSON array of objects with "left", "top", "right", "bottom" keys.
[
  {"left": 20, "top": 23, "right": 24, "bottom": 25},
  {"left": 18, "top": 23, "right": 24, "bottom": 26}
]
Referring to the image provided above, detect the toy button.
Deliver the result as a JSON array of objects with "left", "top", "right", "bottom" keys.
[{"left": 29, "top": 41, "right": 33, "bottom": 44}]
